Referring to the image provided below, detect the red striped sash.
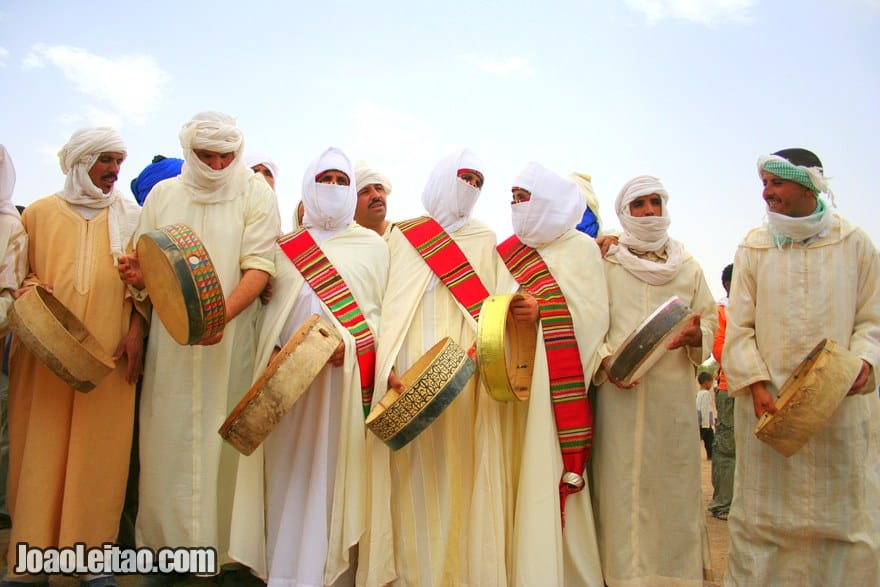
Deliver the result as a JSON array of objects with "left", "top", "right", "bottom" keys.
[
  {"left": 498, "top": 234, "right": 592, "bottom": 528},
  {"left": 278, "top": 228, "right": 376, "bottom": 418},
  {"left": 396, "top": 216, "right": 489, "bottom": 322}
]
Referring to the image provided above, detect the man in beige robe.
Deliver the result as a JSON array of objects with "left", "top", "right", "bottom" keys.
[
  {"left": 118, "top": 112, "right": 279, "bottom": 583},
  {"left": 5, "top": 128, "right": 144, "bottom": 587},
  {"left": 591, "top": 175, "right": 717, "bottom": 587},
  {"left": 497, "top": 162, "right": 608, "bottom": 586},
  {"left": 359, "top": 149, "right": 507, "bottom": 586},
  {"left": 723, "top": 148, "right": 880, "bottom": 585}
]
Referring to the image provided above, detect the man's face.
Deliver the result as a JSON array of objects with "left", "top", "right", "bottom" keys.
[
  {"left": 511, "top": 187, "right": 531, "bottom": 204},
  {"left": 194, "top": 149, "right": 235, "bottom": 170},
  {"left": 355, "top": 183, "right": 387, "bottom": 225},
  {"left": 628, "top": 193, "right": 663, "bottom": 217},
  {"left": 457, "top": 169, "right": 484, "bottom": 190},
  {"left": 761, "top": 170, "right": 817, "bottom": 218},
  {"left": 316, "top": 169, "right": 350, "bottom": 186},
  {"left": 88, "top": 151, "right": 125, "bottom": 194},
  {"left": 252, "top": 164, "right": 275, "bottom": 189}
]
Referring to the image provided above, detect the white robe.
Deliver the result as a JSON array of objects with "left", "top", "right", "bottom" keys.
[
  {"left": 229, "top": 224, "right": 388, "bottom": 586},
  {"left": 722, "top": 214, "right": 880, "bottom": 586},
  {"left": 135, "top": 173, "right": 279, "bottom": 562},
  {"left": 591, "top": 246, "right": 717, "bottom": 587},
  {"left": 497, "top": 229, "right": 608, "bottom": 586},
  {"left": 358, "top": 219, "right": 507, "bottom": 587}
]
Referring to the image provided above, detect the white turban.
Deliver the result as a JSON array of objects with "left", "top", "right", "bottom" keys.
[
  {"left": 511, "top": 162, "right": 584, "bottom": 248},
  {"left": 245, "top": 151, "right": 280, "bottom": 183},
  {"left": 354, "top": 161, "right": 392, "bottom": 195},
  {"left": 0, "top": 145, "right": 21, "bottom": 219},
  {"left": 178, "top": 111, "right": 250, "bottom": 203},
  {"left": 421, "top": 148, "right": 484, "bottom": 234},
  {"left": 301, "top": 147, "right": 356, "bottom": 243},
  {"left": 608, "top": 175, "right": 683, "bottom": 285},
  {"left": 56, "top": 127, "right": 138, "bottom": 263}
]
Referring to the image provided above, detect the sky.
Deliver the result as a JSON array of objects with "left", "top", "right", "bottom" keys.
[{"left": 1, "top": 0, "right": 878, "bottom": 301}]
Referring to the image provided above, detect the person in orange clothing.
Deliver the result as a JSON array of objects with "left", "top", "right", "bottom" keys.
[{"left": 708, "top": 263, "right": 733, "bottom": 520}]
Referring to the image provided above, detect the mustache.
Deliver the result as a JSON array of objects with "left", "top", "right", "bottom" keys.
[
  {"left": 369, "top": 197, "right": 385, "bottom": 207},
  {"left": 101, "top": 173, "right": 118, "bottom": 181}
]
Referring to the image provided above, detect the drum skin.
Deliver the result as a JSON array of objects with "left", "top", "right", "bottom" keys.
[
  {"left": 366, "top": 337, "right": 476, "bottom": 451},
  {"left": 477, "top": 293, "right": 537, "bottom": 402},
  {"left": 754, "top": 338, "right": 863, "bottom": 457},
  {"left": 136, "top": 223, "right": 226, "bottom": 345},
  {"left": 607, "top": 296, "right": 694, "bottom": 386},
  {"left": 8, "top": 285, "right": 114, "bottom": 393},
  {"left": 219, "top": 314, "right": 342, "bottom": 456}
]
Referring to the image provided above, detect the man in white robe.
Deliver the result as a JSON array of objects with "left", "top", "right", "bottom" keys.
[
  {"left": 496, "top": 162, "right": 608, "bottom": 586},
  {"left": 591, "top": 175, "right": 717, "bottom": 586},
  {"left": 119, "top": 112, "right": 279, "bottom": 581},
  {"left": 723, "top": 148, "right": 880, "bottom": 585},
  {"left": 359, "top": 149, "right": 507, "bottom": 586},
  {"left": 229, "top": 147, "right": 388, "bottom": 586}
]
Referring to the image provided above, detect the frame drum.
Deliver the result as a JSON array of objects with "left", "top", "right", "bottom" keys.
[
  {"left": 477, "top": 293, "right": 537, "bottom": 401},
  {"left": 219, "top": 314, "right": 342, "bottom": 455},
  {"left": 8, "top": 285, "right": 114, "bottom": 392},
  {"left": 755, "top": 338, "right": 862, "bottom": 457},
  {"left": 607, "top": 296, "right": 694, "bottom": 386},
  {"left": 136, "top": 223, "right": 226, "bottom": 345},
  {"left": 366, "top": 337, "right": 475, "bottom": 450}
]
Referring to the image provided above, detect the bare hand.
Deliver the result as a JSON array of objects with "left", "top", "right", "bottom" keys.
[
  {"left": 847, "top": 360, "right": 872, "bottom": 395},
  {"left": 510, "top": 294, "right": 540, "bottom": 323},
  {"left": 387, "top": 369, "right": 405, "bottom": 392},
  {"left": 112, "top": 313, "right": 145, "bottom": 384},
  {"left": 259, "top": 280, "right": 274, "bottom": 305},
  {"left": 602, "top": 356, "right": 639, "bottom": 389},
  {"left": 667, "top": 314, "right": 702, "bottom": 350},
  {"left": 194, "top": 331, "right": 223, "bottom": 346},
  {"left": 750, "top": 381, "right": 777, "bottom": 419},
  {"left": 118, "top": 253, "right": 145, "bottom": 289},
  {"left": 14, "top": 283, "right": 52, "bottom": 299},
  {"left": 596, "top": 235, "right": 619, "bottom": 258},
  {"left": 327, "top": 341, "right": 345, "bottom": 367}
]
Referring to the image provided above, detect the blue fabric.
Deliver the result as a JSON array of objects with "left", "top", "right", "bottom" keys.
[
  {"left": 130, "top": 158, "right": 183, "bottom": 206},
  {"left": 575, "top": 206, "right": 599, "bottom": 238}
]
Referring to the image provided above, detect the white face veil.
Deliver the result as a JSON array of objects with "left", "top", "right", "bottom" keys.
[
  {"left": 421, "top": 148, "right": 484, "bottom": 234},
  {"left": 178, "top": 111, "right": 249, "bottom": 203},
  {"left": 301, "top": 147, "right": 356, "bottom": 242},
  {"left": 0, "top": 145, "right": 21, "bottom": 218},
  {"left": 56, "top": 127, "right": 135, "bottom": 263},
  {"left": 608, "top": 175, "right": 683, "bottom": 285},
  {"left": 511, "top": 162, "right": 584, "bottom": 248}
]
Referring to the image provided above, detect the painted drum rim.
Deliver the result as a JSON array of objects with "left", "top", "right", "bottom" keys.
[{"left": 477, "top": 293, "right": 537, "bottom": 402}]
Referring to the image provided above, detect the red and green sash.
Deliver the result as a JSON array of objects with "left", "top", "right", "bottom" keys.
[
  {"left": 396, "top": 216, "right": 489, "bottom": 322},
  {"left": 498, "top": 234, "right": 592, "bottom": 528},
  {"left": 278, "top": 228, "right": 376, "bottom": 418}
]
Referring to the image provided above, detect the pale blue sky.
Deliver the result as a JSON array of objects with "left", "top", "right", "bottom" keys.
[{"left": 1, "top": 0, "right": 878, "bottom": 299}]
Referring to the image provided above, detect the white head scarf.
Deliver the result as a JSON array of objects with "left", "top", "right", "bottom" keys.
[
  {"left": 608, "top": 175, "right": 683, "bottom": 285},
  {"left": 354, "top": 160, "right": 392, "bottom": 195},
  {"left": 757, "top": 153, "right": 833, "bottom": 246},
  {"left": 245, "top": 151, "right": 280, "bottom": 186},
  {"left": 421, "top": 148, "right": 484, "bottom": 234},
  {"left": 0, "top": 145, "right": 21, "bottom": 219},
  {"left": 57, "top": 127, "right": 136, "bottom": 263},
  {"left": 511, "top": 162, "right": 584, "bottom": 248},
  {"left": 178, "top": 111, "right": 250, "bottom": 203},
  {"left": 301, "top": 147, "right": 356, "bottom": 243}
]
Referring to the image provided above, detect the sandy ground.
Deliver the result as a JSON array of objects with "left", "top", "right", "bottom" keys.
[{"left": 0, "top": 454, "right": 730, "bottom": 586}]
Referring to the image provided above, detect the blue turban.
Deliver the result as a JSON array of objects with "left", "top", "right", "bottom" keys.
[{"left": 130, "top": 155, "right": 184, "bottom": 206}]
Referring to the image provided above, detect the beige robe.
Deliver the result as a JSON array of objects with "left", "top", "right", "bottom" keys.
[
  {"left": 497, "top": 229, "right": 608, "bottom": 586},
  {"left": 0, "top": 213, "right": 26, "bottom": 333},
  {"left": 7, "top": 195, "right": 139, "bottom": 573},
  {"left": 358, "top": 219, "right": 507, "bottom": 587},
  {"left": 135, "top": 174, "right": 278, "bottom": 562},
  {"left": 229, "top": 224, "right": 389, "bottom": 585},
  {"left": 722, "top": 214, "right": 880, "bottom": 586},
  {"left": 591, "top": 245, "right": 717, "bottom": 587}
]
